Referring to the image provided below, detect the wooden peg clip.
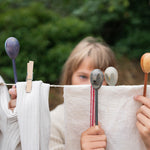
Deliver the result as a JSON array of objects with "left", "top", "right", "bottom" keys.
[{"left": 26, "top": 61, "right": 34, "bottom": 93}]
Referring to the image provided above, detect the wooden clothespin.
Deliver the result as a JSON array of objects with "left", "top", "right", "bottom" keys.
[{"left": 26, "top": 61, "right": 34, "bottom": 93}]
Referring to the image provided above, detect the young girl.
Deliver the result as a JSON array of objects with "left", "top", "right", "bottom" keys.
[
  {"left": 49, "top": 36, "right": 116, "bottom": 150},
  {"left": 9, "top": 37, "right": 150, "bottom": 150}
]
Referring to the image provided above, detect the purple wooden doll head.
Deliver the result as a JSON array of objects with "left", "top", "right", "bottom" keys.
[{"left": 5, "top": 37, "right": 20, "bottom": 59}]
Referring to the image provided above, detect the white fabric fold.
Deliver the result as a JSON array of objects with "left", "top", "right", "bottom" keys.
[
  {"left": 0, "top": 76, "right": 20, "bottom": 150},
  {"left": 0, "top": 78, "right": 50, "bottom": 150},
  {"left": 64, "top": 85, "right": 148, "bottom": 150},
  {"left": 16, "top": 81, "right": 51, "bottom": 150}
]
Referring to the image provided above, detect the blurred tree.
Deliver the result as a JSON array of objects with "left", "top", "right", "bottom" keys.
[
  {"left": 50, "top": 0, "right": 150, "bottom": 59},
  {"left": 0, "top": 2, "right": 92, "bottom": 83},
  {"left": 113, "top": 0, "right": 150, "bottom": 59},
  {"left": 0, "top": 0, "right": 150, "bottom": 83}
]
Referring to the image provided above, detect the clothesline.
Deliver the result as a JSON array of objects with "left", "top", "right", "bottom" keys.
[
  {"left": 0, "top": 83, "right": 67, "bottom": 87},
  {"left": 0, "top": 83, "right": 90, "bottom": 88}
]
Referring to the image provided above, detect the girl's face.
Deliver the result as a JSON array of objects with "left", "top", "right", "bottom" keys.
[{"left": 71, "top": 56, "right": 107, "bottom": 85}]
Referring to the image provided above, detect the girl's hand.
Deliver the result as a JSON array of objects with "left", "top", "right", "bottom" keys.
[
  {"left": 8, "top": 85, "right": 17, "bottom": 111},
  {"left": 80, "top": 122, "right": 107, "bottom": 150},
  {"left": 134, "top": 95, "right": 150, "bottom": 150}
]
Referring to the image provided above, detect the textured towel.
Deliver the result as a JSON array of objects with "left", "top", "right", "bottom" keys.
[
  {"left": 64, "top": 85, "right": 148, "bottom": 150},
  {"left": 16, "top": 81, "right": 51, "bottom": 150},
  {"left": 0, "top": 78, "right": 50, "bottom": 150}
]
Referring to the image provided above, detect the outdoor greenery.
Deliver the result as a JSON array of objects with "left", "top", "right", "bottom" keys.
[{"left": 0, "top": 0, "right": 150, "bottom": 83}]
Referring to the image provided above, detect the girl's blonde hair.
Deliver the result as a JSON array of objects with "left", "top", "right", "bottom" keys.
[{"left": 60, "top": 36, "right": 116, "bottom": 85}]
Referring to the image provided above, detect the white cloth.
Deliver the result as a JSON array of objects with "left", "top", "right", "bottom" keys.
[
  {"left": 64, "top": 85, "right": 148, "bottom": 150},
  {"left": 0, "top": 76, "right": 21, "bottom": 150},
  {"left": 16, "top": 81, "right": 50, "bottom": 150},
  {"left": 0, "top": 78, "right": 50, "bottom": 150}
]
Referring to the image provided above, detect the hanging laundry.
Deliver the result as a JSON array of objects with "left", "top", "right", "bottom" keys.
[
  {"left": 0, "top": 76, "right": 21, "bottom": 150},
  {"left": 0, "top": 77, "right": 51, "bottom": 150},
  {"left": 64, "top": 85, "right": 147, "bottom": 150},
  {"left": 16, "top": 81, "right": 50, "bottom": 150}
]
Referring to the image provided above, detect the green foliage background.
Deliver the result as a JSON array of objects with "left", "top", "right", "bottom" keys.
[{"left": 0, "top": 0, "right": 150, "bottom": 83}]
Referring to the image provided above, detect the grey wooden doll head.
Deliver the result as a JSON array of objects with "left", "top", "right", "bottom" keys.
[{"left": 90, "top": 69, "right": 104, "bottom": 89}]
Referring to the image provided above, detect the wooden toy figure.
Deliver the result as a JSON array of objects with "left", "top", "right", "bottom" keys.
[{"left": 5, "top": 37, "right": 20, "bottom": 83}]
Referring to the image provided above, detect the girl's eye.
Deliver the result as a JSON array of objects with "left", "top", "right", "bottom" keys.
[{"left": 79, "top": 75, "right": 88, "bottom": 79}]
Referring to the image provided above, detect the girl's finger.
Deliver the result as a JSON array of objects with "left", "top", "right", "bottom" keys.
[
  {"left": 94, "top": 148, "right": 105, "bottom": 150},
  {"left": 89, "top": 141, "right": 106, "bottom": 149},
  {"left": 86, "top": 125, "right": 105, "bottom": 135},
  {"left": 136, "top": 121, "right": 147, "bottom": 135},
  {"left": 137, "top": 105, "right": 150, "bottom": 119},
  {"left": 85, "top": 135, "right": 106, "bottom": 142},
  {"left": 9, "top": 88, "right": 17, "bottom": 99},
  {"left": 9, "top": 99, "right": 16, "bottom": 108},
  {"left": 137, "top": 113, "right": 150, "bottom": 128},
  {"left": 134, "top": 96, "right": 150, "bottom": 108}
]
